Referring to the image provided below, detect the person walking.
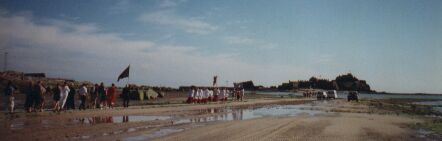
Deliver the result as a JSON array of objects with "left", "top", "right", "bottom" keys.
[
  {"left": 78, "top": 84, "right": 88, "bottom": 110},
  {"left": 187, "top": 86, "right": 195, "bottom": 104},
  {"left": 240, "top": 88, "right": 245, "bottom": 101},
  {"left": 30, "top": 81, "right": 42, "bottom": 112},
  {"left": 24, "top": 81, "right": 34, "bottom": 113},
  {"left": 36, "top": 81, "right": 46, "bottom": 112},
  {"left": 107, "top": 83, "right": 117, "bottom": 109},
  {"left": 90, "top": 84, "right": 99, "bottom": 109},
  {"left": 66, "top": 83, "right": 76, "bottom": 110},
  {"left": 122, "top": 85, "right": 130, "bottom": 108},
  {"left": 98, "top": 82, "right": 107, "bottom": 109},
  {"left": 4, "top": 81, "right": 16, "bottom": 113},
  {"left": 52, "top": 83, "right": 61, "bottom": 112},
  {"left": 60, "top": 82, "right": 70, "bottom": 111},
  {"left": 214, "top": 88, "right": 220, "bottom": 102}
]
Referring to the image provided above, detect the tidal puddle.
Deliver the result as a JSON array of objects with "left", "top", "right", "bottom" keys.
[
  {"left": 5, "top": 115, "right": 171, "bottom": 130},
  {"left": 121, "top": 103, "right": 328, "bottom": 141},
  {"left": 4, "top": 101, "right": 331, "bottom": 141},
  {"left": 172, "top": 104, "right": 324, "bottom": 124},
  {"left": 72, "top": 115, "right": 171, "bottom": 125}
]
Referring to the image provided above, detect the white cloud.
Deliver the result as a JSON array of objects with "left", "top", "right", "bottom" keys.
[
  {"left": 225, "top": 36, "right": 256, "bottom": 45},
  {"left": 0, "top": 13, "right": 154, "bottom": 82},
  {"left": 224, "top": 36, "right": 277, "bottom": 49},
  {"left": 138, "top": 10, "right": 218, "bottom": 35},
  {"left": 0, "top": 12, "right": 311, "bottom": 87}
]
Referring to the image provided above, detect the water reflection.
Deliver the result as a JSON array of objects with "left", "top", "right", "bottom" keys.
[
  {"left": 73, "top": 115, "right": 170, "bottom": 125},
  {"left": 174, "top": 104, "right": 322, "bottom": 125},
  {"left": 251, "top": 91, "right": 442, "bottom": 100},
  {"left": 4, "top": 103, "right": 321, "bottom": 131}
]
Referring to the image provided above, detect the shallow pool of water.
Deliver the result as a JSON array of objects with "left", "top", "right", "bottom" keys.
[
  {"left": 121, "top": 103, "right": 327, "bottom": 141},
  {"left": 250, "top": 91, "right": 442, "bottom": 100},
  {"left": 72, "top": 115, "right": 171, "bottom": 125}
]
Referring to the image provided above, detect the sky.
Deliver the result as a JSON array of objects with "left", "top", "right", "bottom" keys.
[{"left": 0, "top": 0, "right": 441, "bottom": 93}]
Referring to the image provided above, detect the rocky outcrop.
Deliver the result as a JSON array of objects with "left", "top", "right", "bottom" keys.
[
  {"left": 234, "top": 80, "right": 256, "bottom": 90},
  {"left": 278, "top": 73, "right": 372, "bottom": 92},
  {"left": 335, "top": 73, "right": 371, "bottom": 91}
]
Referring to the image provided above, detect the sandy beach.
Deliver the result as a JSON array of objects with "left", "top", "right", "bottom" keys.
[{"left": 1, "top": 94, "right": 438, "bottom": 141}]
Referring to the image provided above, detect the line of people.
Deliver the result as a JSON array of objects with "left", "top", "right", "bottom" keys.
[
  {"left": 3, "top": 80, "right": 133, "bottom": 113},
  {"left": 186, "top": 86, "right": 245, "bottom": 104}
]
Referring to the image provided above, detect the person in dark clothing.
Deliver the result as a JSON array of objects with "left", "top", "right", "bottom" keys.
[
  {"left": 66, "top": 84, "right": 76, "bottom": 110},
  {"left": 4, "top": 81, "right": 17, "bottom": 113},
  {"left": 52, "top": 83, "right": 61, "bottom": 112},
  {"left": 122, "top": 85, "right": 130, "bottom": 108},
  {"left": 24, "top": 81, "right": 34, "bottom": 113},
  {"left": 36, "top": 81, "right": 46, "bottom": 112},
  {"left": 32, "top": 81, "right": 43, "bottom": 112},
  {"left": 98, "top": 82, "right": 106, "bottom": 109},
  {"left": 90, "top": 84, "right": 99, "bottom": 109}
]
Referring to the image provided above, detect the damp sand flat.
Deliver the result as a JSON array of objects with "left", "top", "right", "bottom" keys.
[
  {"left": 0, "top": 98, "right": 311, "bottom": 141},
  {"left": 0, "top": 98, "right": 431, "bottom": 141}
]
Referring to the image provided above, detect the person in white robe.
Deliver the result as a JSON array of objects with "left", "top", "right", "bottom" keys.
[{"left": 60, "top": 82, "right": 70, "bottom": 110}]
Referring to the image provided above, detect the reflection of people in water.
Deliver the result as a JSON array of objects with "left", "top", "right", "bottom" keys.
[
  {"left": 123, "top": 116, "right": 129, "bottom": 123},
  {"left": 106, "top": 116, "right": 113, "bottom": 123},
  {"left": 231, "top": 109, "right": 244, "bottom": 120}
]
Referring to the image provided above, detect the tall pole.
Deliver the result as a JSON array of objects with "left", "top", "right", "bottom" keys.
[
  {"left": 4, "top": 52, "right": 7, "bottom": 72},
  {"left": 127, "top": 64, "right": 130, "bottom": 86},
  {"left": 126, "top": 74, "right": 130, "bottom": 86}
]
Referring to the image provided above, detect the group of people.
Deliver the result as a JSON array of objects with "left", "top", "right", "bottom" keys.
[
  {"left": 186, "top": 86, "right": 245, "bottom": 104},
  {"left": 3, "top": 80, "right": 249, "bottom": 113},
  {"left": 3, "top": 80, "right": 133, "bottom": 113}
]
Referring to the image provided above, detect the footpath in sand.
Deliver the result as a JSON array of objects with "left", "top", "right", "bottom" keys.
[{"left": 0, "top": 98, "right": 432, "bottom": 141}]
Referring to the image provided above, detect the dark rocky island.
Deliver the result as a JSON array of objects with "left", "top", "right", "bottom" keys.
[{"left": 277, "top": 73, "right": 372, "bottom": 92}]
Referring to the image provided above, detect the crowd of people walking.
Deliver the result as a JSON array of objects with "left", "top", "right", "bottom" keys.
[
  {"left": 3, "top": 80, "right": 132, "bottom": 113},
  {"left": 3, "top": 80, "right": 246, "bottom": 113},
  {"left": 186, "top": 86, "right": 245, "bottom": 104}
]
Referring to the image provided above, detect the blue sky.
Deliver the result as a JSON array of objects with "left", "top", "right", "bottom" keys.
[{"left": 0, "top": 0, "right": 441, "bottom": 93}]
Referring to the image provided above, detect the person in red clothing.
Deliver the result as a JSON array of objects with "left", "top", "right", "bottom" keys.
[{"left": 107, "top": 83, "right": 117, "bottom": 108}]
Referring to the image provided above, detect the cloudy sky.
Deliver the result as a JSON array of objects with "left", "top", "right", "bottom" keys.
[{"left": 0, "top": 0, "right": 441, "bottom": 93}]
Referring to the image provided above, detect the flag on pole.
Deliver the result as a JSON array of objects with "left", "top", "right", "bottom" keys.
[
  {"left": 213, "top": 75, "right": 217, "bottom": 86},
  {"left": 118, "top": 65, "right": 130, "bottom": 82}
]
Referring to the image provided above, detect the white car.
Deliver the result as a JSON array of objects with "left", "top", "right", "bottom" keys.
[{"left": 326, "top": 90, "right": 338, "bottom": 99}]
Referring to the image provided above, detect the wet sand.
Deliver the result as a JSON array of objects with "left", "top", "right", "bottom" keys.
[
  {"left": 155, "top": 112, "right": 420, "bottom": 141},
  {"left": 0, "top": 97, "right": 435, "bottom": 141}
]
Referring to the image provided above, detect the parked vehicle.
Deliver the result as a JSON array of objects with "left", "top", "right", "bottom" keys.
[
  {"left": 327, "top": 90, "right": 338, "bottom": 99},
  {"left": 316, "top": 91, "right": 327, "bottom": 100},
  {"left": 347, "top": 91, "right": 359, "bottom": 102}
]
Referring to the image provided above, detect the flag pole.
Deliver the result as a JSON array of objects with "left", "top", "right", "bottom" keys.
[
  {"left": 126, "top": 64, "right": 130, "bottom": 86},
  {"left": 126, "top": 75, "right": 129, "bottom": 86}
]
